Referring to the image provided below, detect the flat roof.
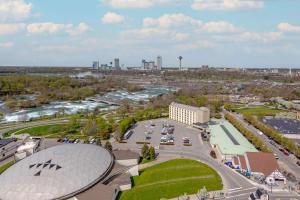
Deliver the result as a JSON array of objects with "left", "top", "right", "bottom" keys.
[
  {"left": 263, "top": 118, "right": 300, "bottom": 135},
  {"left": 170, "top": 102, "right": 209, "bottom": 113},
  {"left": 209, "top": 120, "right": 258, "bottom": 156},
  {"left": 0, "top": 138, "right": 15, "bottom": 148}
]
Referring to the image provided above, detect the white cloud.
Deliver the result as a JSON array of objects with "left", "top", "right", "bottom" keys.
[
  {"left": 192, "top": 0, "right": 264, "bottom": 11},
  {"left": 102, "top": 0, "right": 175, "bottom": 8},
  {"left": 278, "top": 22, "right": 300, "bottom": 33},
  {"left": 239, "top": 32, "right": 282, "bottom": 42},
  {"left": 202, "top": 21, "right": 241, "bottom": 33},
  {"left": 65, "top": 23, "right": 90, "bottom": 36},
  {"left": 215, "top": 31, "right": 282, "bottom": 43},
  {"left": 102, "top": 12, "right": 125, "bottom": 24},
  {"left": 143, "top": 13, "right": 202, "bottom": 28},
  {"left": 0, "top": 0, "right": 32, "bottom": 21},
  {"left": 27, "top": 22, "right": 89, "bottom": 36},
  {"left": 27, "top": 23, "right": 65, "bottom": 34},
  {"left": 0, "top": 23, "right": 25, "bottom": 35},
  {"left": 0, "top": 42, "right": 14, "bottom": 48}
]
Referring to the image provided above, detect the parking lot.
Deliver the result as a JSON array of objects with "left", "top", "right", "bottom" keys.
[{"left": 122, "top": 118, "right": 204, "bottom": 151}]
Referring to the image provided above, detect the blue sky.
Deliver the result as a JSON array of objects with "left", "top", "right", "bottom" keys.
[{"left": 0, "top": 0, "right": 300, "bottom": 68}]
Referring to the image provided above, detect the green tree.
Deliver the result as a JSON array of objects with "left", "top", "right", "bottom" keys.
[
  {"left": 149, "top": 146, "right": 156, "bottom": 160},
  {"left": 141, "top": 144, "right": 149, "bottom": 159},
  {"left": 196, "top": 96, "right": 208, "bottom": 107},
  {"left": 68, "top": 115, "right": 80, "bottom": 131},
  {"left": 104, "top": 141, "right": 112, "bottom": 152},
  {"left": 96, "top": 138, "right": 102, "bottom": 146}
]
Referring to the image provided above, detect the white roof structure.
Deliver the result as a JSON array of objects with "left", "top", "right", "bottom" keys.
[
  {"left": 17, "top": 141, "right": 37, "bottom": 152},
  {"left": 170, "top": 102, "right": 209, "bottom": 113},
  {"left": 0, "top": 144, "right": 113, "bottom": 200}
]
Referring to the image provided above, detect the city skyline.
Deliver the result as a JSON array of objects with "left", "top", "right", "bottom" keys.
[{"left": 0, "top": 0, "right": 300, "bottom": 68}]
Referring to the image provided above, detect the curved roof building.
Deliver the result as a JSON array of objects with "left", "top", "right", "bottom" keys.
[{"left": 0, "top": 144, "right": 113, "bottom": 200}]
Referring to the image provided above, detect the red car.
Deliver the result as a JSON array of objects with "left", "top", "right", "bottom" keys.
[{"left": 279, "top": 148, "right": 289, "bottom": 156}]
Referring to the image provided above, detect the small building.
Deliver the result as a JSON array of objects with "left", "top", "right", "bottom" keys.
[
  {"left": 0, "top": 138, "right": 19, "bottom": 161},
  {"left": 169, "top": 102, "right": 210, "bottom": 125},
  {"left": 249, "top": 188, "right": 269, "bottom": 200},
  {"left": 209, "top": 121, "right": 258, "bottom": 160},
  {"left": 233, "top": 152, "right": 285, "bottom": 184},
  {"left": 297, "top": 112, "right": 300, "bottom": 121},
  {"left": 15, "top": 141, "right": 39, "bottom": 161}
]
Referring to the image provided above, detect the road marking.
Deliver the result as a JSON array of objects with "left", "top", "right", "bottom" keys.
[
  {"left": 228, "top": 187, "right": 242, "bottom": 192},
  {"left": 227, "top": 187, "right": 256, "bottom": 194},
  {"left": 226, "top": 193, "right": 250, "bottom": 199}
]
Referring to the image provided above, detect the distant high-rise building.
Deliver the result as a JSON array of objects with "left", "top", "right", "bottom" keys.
[
  {"left": 142, "top": 59, "right": 155, "bottom": 70},
  {"left": 157, "top": 56, "right": 162, "bottom": 70},
  {"left": 92, "top": 61, "right": 99, "bottom": 70},
  {"left": 114, "top": 58, "right": 120, "bottom": 69}
]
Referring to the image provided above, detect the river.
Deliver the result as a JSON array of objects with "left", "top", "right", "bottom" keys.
[{"left": 0, "top": 86, "right": 175, "bottom": 123}]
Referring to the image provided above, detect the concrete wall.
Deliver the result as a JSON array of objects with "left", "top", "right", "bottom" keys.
[
  {"left": 169, "top": 104, "right": 210, "bottom": 125},
  {"left": 127, "top": 165, "right": 139, "bottom": 176},
  {"left": 116, "top": 159, "right": 138, "bottom": 167},
  {"left": 119, "top": 184, "right": 132, "bottom": 191}
]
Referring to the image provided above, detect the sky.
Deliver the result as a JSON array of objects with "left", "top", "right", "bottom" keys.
[{"left": 0, "top": 0, "right": 300, "bottom": 68}]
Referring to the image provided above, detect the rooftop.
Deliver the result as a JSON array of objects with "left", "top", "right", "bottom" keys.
[
  {"left": 209, "top": 120, "right": 258, "bottom": 156},
  {"left": 245, "top": 152, "right": 279, "bottom": 176},
  {"left": 170, "top": 102, "right": 209, "bottom": 113},
  {"left": 263, "top": 118, "right": 300, "bottom": 135},
  {"left": 0, "top": 138, "right": 15, "bottom": 148},
  {"left": 0, "top": 144, "right": 113, "bottom": 200}
]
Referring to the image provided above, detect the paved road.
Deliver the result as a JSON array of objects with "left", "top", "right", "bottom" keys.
[{"left": 227, "top": 111, "right": 300, "bottom": 179}]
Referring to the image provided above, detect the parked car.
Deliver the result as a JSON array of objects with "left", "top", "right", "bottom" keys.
[
  {"left": 89, "top": 138, "right": 96, "bottom": 144},
  {"left": 296, "top": 161, "right": 300, "bottom": 166},
  {"left": 57, "top": 138, "right": 63, "bottom": 142},
  {"left": 74, "top": 139, "right": 80, "bottom": 144},
  {"left": 62, "top": 138, "right": 69, "bottom": 143},
  {"left": 145, "top": 135, "right": 151, "bottom": 140},
  {"left": 273, "top": 153, "right": 279, "bottom": 159},
  {"left": 182, "top": 137, "right": 190, "bottom": 144}
]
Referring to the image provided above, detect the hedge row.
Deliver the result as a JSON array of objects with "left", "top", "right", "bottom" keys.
[
  {"left": 224, "top": 113, "right": 271, "bottom": 152},
  {"left": 244, "top": 115, "right": 300, "bottom": 158}
]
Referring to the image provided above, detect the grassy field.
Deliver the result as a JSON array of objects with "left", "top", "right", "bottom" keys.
[
  {"left": 0, "top": 161, "right": 14, "bottom": 174},
  {"left": 4, "top": 124, "right": 67, "bottom": 137},
  {"left": 234, "top": 106, "right": 284, "bottom": 117},
  {"left": 119, "top": 159, "right": 222, "bottom": 200}
]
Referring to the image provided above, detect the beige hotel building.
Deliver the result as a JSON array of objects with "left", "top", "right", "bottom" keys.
[{"left": 169, "top": 102, "right": 210, "bottom": 125}]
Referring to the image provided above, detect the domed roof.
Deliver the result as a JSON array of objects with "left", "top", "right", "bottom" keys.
[{"left": 0, "top": 144, "right": 113, "bottom": 200}]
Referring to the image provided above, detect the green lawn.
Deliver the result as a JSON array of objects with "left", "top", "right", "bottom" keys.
[
  {"left": 0, "top": 161, "right": 14, "bottom": 174},
  {"left": 119, "top": 159, "right": 223, "bottom": 200},
  {"left": 234, "top": 106, "right": 284, "bottom": 117},
  {"left": 5, "top": 124, "right": 66, "bottom": 137}
]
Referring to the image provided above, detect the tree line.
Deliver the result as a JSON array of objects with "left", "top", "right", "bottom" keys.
[{"left": 224, "top": 112, "right": 271, "bottom": 152}]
